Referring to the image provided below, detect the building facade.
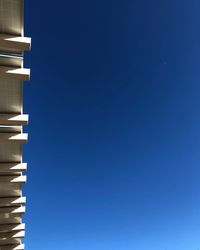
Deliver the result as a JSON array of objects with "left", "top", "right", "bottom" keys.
[{"left": 0, "top": 1, "right": 31, "bottom": 249}]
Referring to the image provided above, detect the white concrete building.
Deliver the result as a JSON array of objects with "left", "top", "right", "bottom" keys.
[{"left": 0, "top": 1, "right": 31, "bottom": 249}]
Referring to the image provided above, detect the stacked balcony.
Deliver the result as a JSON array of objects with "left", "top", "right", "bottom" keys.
[{"left": 0, "top": 0, "right": 31, "bottom": 249}]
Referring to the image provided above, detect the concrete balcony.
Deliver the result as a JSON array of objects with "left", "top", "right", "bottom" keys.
[
  {"left": 0, "top": 244, "right": 25, "bottom": 250},
  {"left": 0, "top": 224, "right": 25, "bottom": 233},
  {"left": 0, "top": 176, "right": 26, "bottom": 184},
  {"left": 0, "top": 207, "right": 25, "bottom": 215},
  {"left": 0, "top": 67, "right": 30, "bottom": 81},
  {"left": 0, "top": 133, "right": 28, "bottom": 144},
  {"left": 0, "top": 163, "right": 27, "bottom": 173},
  {"left": 0, "top": 197, "right": 26, "bottom": 207},
  {"left": 0, "top": 35, "right": 31, "bottom": 53},
  {"left": 0, "top": 115, "right": 29, "bottom": 126}
]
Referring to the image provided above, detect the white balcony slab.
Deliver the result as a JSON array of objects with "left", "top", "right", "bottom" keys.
[
  {"left": 0, "top": 133, "right": 28, "bottom": 143},
  {"left": 0, "top": 176, "right": 26, "bottom": 183},
  {"left": 0, "top": 224, "right": 25, "bottom": 233},
  {"left": 0, "top": 230, "right": 25, "bottom": 239},
  {"left": 0, "top": 207, "right": 25, "bottom": 215},
  {"left": 0, "top": 35, "right": 31, "bottom": 52},
  {"left": 0, "top": 115, "right": 28, "bottom": 126},
  {"left": 1, "top": 244, "right": 25, "bottom": 250},
  {"left": 0, "top": 163, "right": 27, "bottom": 173},
  {"left": 0, "top": 67, "right": 30, "bottom": 81},
  {"left": 0, "top": 197, "right": 26, "bottom": 207}
]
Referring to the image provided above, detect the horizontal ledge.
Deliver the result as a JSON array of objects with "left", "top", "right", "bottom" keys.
[
  {"left": 0, "top": 244, "right": 24, "bottom": 250},
  {"left": 0, "top": 66, "right": 30, "bottom": 81},
  {"left": 0, "top": 163, "right": 27, "bottom": 173},
  {"left": 0, "top": 224, "right": 25, "bottom": 233},
  {"left": 0, "top": 207, "right": 25, "bottom": 215},
  {"left": 0, "top": 230, "right": 25, "bottom": 239},
  {"left": 0, "top": 133, "right": 28, "bottom": 143},
  {"left": 0, "top": 176, "right": 26, "bottom": 183},
  {"left": 0, "top": 114, "right": 29, "bottom": 126},
  {"left": 0, "top": 34, "right": 31, "bottom": 52},
  {"left": 0, "top": 197, "right": 26, "bottom": 207}
]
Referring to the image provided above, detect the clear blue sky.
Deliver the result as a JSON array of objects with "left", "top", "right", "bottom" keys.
[{"left": 23, "top": 1, "right": 200, "bottom": 249}]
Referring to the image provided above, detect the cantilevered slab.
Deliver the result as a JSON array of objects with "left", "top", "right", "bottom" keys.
[
  {"left": 0, "top": 163, "right": 27, "bottom": 173},
  {"left": 0, "top": 176, "right": 26, "bottom": 184},
  {"left": 0, "top": 231, "right": 23, "bottom": 245},
  {"left": 0, "top": 230, "right": 25, "bottom": 239},
  {"left": 0, "top": 244, "right": 24, "bottom": 250},
  {"left": 0, "top": 224, "right": 25, "bottom": 233},
  {"left": 0, "top": 197, "right": 26, "bottom": 207},
  {"left": 0, "top": 207, "right": 25, "bottom": 215},
  {"left": 0, "top": 133, "right": 28, "bottom": 143},
  {"left": 0, "top": 67, "right": 30, "bottom": 81},
  {"left": 1, "top": 230, "right": 24, "bottom": 238},
  {"left": 0, "top": 115, "right": 28, "bottom": 126},
  {"left": 0, "top": 244, "right": 25, "bottom": 250},
  {"left": 0, "top": 35, "right": 31, "bottom": 53}
]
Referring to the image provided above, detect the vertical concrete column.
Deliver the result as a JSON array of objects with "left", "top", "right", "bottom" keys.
[{"left": 0, "top": 1, "right": 31, "bottom": 249}]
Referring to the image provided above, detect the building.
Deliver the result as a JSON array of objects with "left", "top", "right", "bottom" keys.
[{"left": 0, "top": 0, "right": 31, "bottom": 249}]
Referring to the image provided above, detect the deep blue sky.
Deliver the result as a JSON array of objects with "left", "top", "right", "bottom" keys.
[{"left": 23, "top": 1, "right": 200, "bottom": 249}]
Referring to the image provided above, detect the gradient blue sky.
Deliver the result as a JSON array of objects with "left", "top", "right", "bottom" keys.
[{"left": 23, "top": 1, "right": 200, "bottom": 249}]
